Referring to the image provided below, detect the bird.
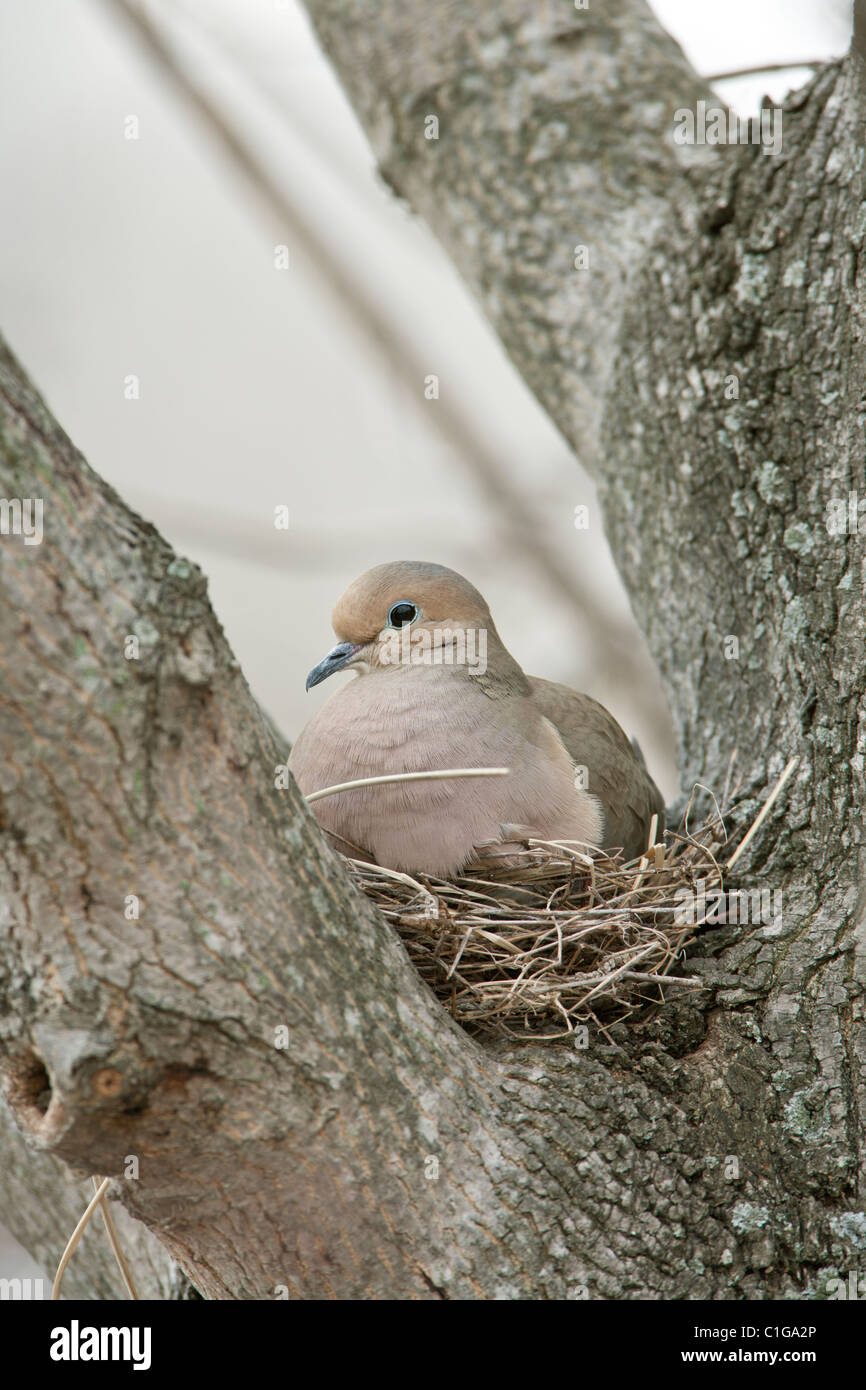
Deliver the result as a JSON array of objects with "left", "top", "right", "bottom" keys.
[{"left": 288, "top": 561, "right": 665, "bottom": 878}]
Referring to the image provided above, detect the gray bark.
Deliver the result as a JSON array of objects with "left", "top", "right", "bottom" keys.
[
  {"left": 1, "top": 0, "right": 865, "bottom": 1298},
  {"left": 0, "top": 1098, "right": 193, "bottom": 1298}
]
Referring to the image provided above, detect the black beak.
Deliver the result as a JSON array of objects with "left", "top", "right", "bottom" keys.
[{"left": 305, "top": 642, "right": 361, "bottom": 691}]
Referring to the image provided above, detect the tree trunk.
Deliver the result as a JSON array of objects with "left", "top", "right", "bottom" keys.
[{"left": 1, "top": 0, "right": 864, "bottom": 1298}]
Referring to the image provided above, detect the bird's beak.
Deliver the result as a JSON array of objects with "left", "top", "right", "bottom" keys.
[{"left": 305, "top": 641, "right": 362, "bottom": 691}]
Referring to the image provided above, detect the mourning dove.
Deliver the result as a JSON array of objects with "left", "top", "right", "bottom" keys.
[{"left": 289, "top": 562, "right": 665, "bottom": 877}]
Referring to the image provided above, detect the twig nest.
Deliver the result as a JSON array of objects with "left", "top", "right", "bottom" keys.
[{"left": 350, "top": 820, "right": 725, "bottom": 1041}]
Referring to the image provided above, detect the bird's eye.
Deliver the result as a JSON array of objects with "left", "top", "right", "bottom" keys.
[{"left": 387, "top": 601, "right": 419, "bottom": 628}]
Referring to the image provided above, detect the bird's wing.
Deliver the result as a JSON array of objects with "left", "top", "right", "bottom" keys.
[{"left": 527, "top": 676, "right": 666, "bottom": 860}]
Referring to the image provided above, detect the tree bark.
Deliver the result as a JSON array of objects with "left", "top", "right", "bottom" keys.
[{"left": 2, "top": 0, "right": 865, "bottom": 1298}]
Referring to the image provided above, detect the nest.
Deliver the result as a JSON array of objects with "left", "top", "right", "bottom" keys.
[{"left": 349, "top": 809, "right": 727, "bottom": 1042}]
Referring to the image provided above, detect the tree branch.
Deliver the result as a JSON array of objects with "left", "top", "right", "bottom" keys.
[
  {"left": 299, "top": 0, "right": 718, "bottom": 472},
  {"left": 0, "top": 334, "right": 516, "bottom": 1298}
]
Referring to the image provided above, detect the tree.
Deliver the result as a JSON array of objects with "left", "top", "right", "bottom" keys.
[{"left": 1, "top": 0, "right": 864, "bottom": 1299}]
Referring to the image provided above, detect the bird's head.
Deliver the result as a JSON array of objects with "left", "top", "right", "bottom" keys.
[{"left": 304, "top": 560, "right": 498, "bottom": 690}]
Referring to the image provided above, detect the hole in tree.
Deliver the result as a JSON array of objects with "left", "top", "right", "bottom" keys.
[{"left": 4, "top": 1050, "right": 52, "bottom": 1120}]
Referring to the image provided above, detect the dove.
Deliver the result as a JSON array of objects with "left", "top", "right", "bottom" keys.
[{"left": 289, "top": 562, "right": 665, "bottom": 877}]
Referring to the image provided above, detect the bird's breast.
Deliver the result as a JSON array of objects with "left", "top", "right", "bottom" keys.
[{"left": 288, "top": 669, "right": 601, "bottom": 876}]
